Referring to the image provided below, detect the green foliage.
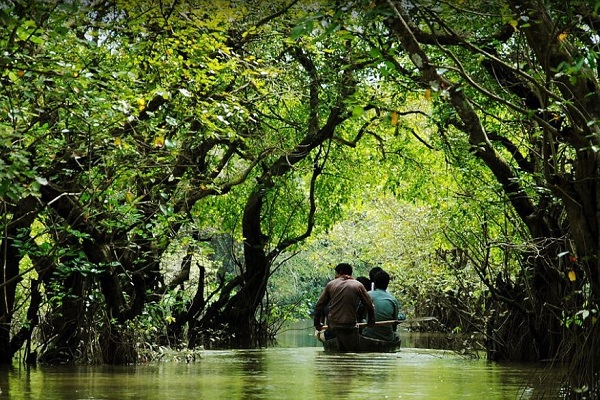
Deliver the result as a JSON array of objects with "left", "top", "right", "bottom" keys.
[
  {"left": 3, "top": 4, "right": 599, "bottom": 388},
  {"left": 270, "top": 195, "right": 468, "bottom": 322}
]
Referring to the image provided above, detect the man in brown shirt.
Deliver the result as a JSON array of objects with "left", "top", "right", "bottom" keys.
[{"left": 314, "top": 263, "right": 376, "bottom": 351}]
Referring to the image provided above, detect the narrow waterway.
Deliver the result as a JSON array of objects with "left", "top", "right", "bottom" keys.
[{"left": 1, "top": 324, "right": 562, "bottom": 399}]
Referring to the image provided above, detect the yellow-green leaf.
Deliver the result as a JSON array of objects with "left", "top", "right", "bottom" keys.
[
  {"left": 352, "top": 106, "right": 364, "bottom": 118},
  {"left": 558, "top": 31, "right": 568, "bottom": 42},
  {"left": 425, "top": 88, "right": 432, "bottom": 101}
]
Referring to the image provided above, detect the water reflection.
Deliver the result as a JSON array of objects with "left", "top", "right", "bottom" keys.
[
  {"left": 227, "top": 350, "right": 270, "bottom": 398},
  {"left": 274, "top": 320, "right": 470, "bottom": 351},
  {"left": 1, "top": 323, "right": 564, "bottom": 400},
  {"left": 1, "top": 347, "right": 562, "bottom": 400},
  {"left": 314, "top": 353, "right": 364, "bottom": 398}
]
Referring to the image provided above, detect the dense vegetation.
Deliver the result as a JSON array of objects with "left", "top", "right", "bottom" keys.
[{"left": 2, "top": 0, "right": 599, "bottom": 397}]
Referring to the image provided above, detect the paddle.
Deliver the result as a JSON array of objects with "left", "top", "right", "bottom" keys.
[{"left": 320, "top": 317, "right": 437, "bottom": 331}]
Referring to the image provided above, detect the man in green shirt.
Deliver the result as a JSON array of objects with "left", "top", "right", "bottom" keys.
[{"left": 362, "top": 270, "right": 402, "bottom": 342}]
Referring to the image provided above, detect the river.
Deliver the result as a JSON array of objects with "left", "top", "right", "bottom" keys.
[{"left": 1, "top": 323, "right": 562, "bottom": 399}]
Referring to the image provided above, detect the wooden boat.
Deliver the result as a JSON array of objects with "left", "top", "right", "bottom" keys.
[
  {"left": 315, "top": 318, "right": 436, "bottom": 352},
  {"left": 315, "top": 320, "right": 402, "bottom": 353},
  {"left": 321, "top": 334, "right": 401, "bottom": 353}
]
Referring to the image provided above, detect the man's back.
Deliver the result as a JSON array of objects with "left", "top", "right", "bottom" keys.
[
  {"left": 325, "top": 276, "right": 368, "bottom": 325},
  {"left": 313, "top": 263, "right": 376, "bottom": 352}
]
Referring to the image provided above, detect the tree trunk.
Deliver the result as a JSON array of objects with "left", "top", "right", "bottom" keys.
[
  {"left": 37, "top": 271, "right": 89, "bottom": 364},
  {"left": 0, "top": 197, "right": 38, "bottom": 364},
  {"left": 0, "top": 242, "right": 22, "bottom": 364},
  {"left": 223, "top": 187, "right": 271, "bottom": 348}
]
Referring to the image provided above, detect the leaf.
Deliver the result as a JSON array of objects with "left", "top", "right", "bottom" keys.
[
  {"left": 568, "top": 269, "right": 576, "bottom": 282},
  {"left": 154, "top": 135, "right": 165, "bottom": 148},
  {"left": 369, "top": 48, "right": 381, "bottom": 58},
  {"left": 558, "top": 31, "right": 567, "bottom": 42},
  {"left": 159, "top": 204, "right": 168, "bottom": 215},
  {"left": 216, "top": 115, "right": 230, "bottom": 125},
  {"left": 290, "top": 23, "right": 307, "bottom": 40},
  {"left": 352, "top": 106, "right": 364, "bottom": 118},
  {"left": 424, "top": 88, "right": 432, "bottom": 101},
  {"left": 137, "top": 98, "right": 146, "bottom": 111},
  {"left": 178, "top": 88, "right": 192, "bottom": 97},
  {"left": 391, "top": 111, "right": 398, "bottom": 126}
]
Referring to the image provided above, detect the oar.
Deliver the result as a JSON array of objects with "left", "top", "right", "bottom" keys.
[
  {"left": 321, "top": 320, "right": 400, "bottom": 330},
  {"left": 321, "top": 317, "right": 437, "bottom": 331}
]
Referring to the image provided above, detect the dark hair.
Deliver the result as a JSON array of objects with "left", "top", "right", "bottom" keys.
[
  {"left": 369, "top": 266, "right": 383, "bottom": 281},
  {"left": 335, "top": 263, "right": 353, "bottom": 276},
  {"left": 356, "top": 276, "right": 370, "bottom": 290},
  {"left": 373, "top": 270, "right": 390, "bottom": 290}
]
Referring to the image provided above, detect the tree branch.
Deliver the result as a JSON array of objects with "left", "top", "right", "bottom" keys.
[{"left": 381, "top": 0, "right": 538, "bottom": 228}]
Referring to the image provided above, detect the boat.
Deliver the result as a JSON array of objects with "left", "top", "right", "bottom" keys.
[
  {"left": 314, "top": 318, "right": 437, "bottom": 352},
  {"left": 320, "top": 334, "right": 401, "bottom": 353}
]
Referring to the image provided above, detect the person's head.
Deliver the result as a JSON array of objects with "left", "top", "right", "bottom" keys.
[
  {"left": 335, "top": 263, "right": 353, "bottom": 276},
  {"left": 373, "top": 270, "right": 390, "bottom": 291},
  {"left": 369, "top": 266, "right": 383, "bottom": 281},
  {"left": 356, "top": 276, "right": 370, "bottom": 290}
]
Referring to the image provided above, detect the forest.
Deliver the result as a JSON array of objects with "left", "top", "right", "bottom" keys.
[{"left": 1, "top": 0, "right": 599, "bottom": 397}]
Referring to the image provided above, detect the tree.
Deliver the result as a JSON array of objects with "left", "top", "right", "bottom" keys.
[
  {"left": 342, "top": 0, "right": 600, "bottom": 394},
  {"left": 187, "top": 2, "right": 380, "bottom": 347},
  {"left": 7, "top": 1, "right": 599, "bottom": 395},
  {"left": 1, "top": 0, "right": 289, "bottom": 362},
  {"left": 0, "top": 0, "right": 376, "bottom": 362}
]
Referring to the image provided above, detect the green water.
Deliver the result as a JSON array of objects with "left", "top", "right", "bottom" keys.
[{"left": 1, "top": 328, "right": 561, "bottom": 399}]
